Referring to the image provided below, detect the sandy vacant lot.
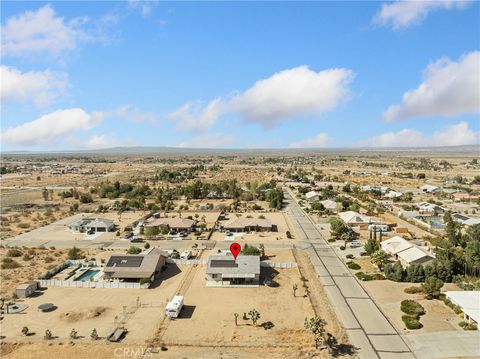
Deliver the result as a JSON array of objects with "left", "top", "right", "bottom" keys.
[{"left": 361, "top": 280, "right": 462, "bottom": 334}]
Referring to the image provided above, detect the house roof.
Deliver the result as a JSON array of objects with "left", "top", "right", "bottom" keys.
[
  {"left": 144, "top": 217, "right": 195, "bottom": 229},
  {"left": 420, "top": 184, "right": 439, "bottom": 192},
  {"left": 445, "top": 291, "right": 480, "bottom": 323},
  {"left": 206, "top": 254, "right": 260, "bottom": 278},
  {"left": 339, "top": 211, "right": 371, "bottom": 224},
  {"left": 305, "top": 191, "right": 320, "bottom": 199},
  {"left": 104, "top": 248, "right": 167, "bottom": 279},
  {"left": 223, "top": 217, "right": 272, "bottom": 229},
  {"left": 397, "top": 246, "right": 434, "bottom": 264},
  {"left": 381, "top": 236, "right": 413, "bottom": 254},
  {"left": 320, "top": 199, "right": 337, "bottom": 209},
  {"left": 85, "top": 218, "right": 114, "bottom": 228}
]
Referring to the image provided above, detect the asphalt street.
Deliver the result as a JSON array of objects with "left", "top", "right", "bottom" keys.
[{"left": 284, "top": 189, "right": 416, "bottom": 359}]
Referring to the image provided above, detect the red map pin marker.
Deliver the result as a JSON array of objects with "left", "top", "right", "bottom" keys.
[{"left": 230, "top": 242, "right": 241, "bottom": 260}]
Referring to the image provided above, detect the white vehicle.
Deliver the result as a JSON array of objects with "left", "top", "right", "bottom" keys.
[
  {"left": 165, "top": 296, "right": 184, "bottom": 318},
  {"left": 180, "top": 250, "right": 192, "bottom": 259},
  {"left": 368, "top": 224, "right": 390, "bottom": 232},
  {"left": 349, "top": 241, "right": 362, "bottom": 248}
]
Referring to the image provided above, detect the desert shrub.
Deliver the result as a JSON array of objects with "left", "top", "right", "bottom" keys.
[
  {"left": 459, "top": 321, "right": 478, "bottom": 330},
  {"left": 22, "top": 254, "right": 31, "bottom": 261},
  {"left": 340, "top": 246, "right": 346, "bottom": 250},
  {"left": 27, "top": 249, "right": 35, "bottom": 255},
  {"left": 328, "top": 239, "right": 336, "bottom": 242},
  {"left": 44, "top": 256, "right": 54, "bottom": 263},
  {"left": 346, "top": 254, "right": 355, "bottom": 259},
  {"left": 139, "top": 278, "right": 151, "bottom": 285},
  {"left": 355, "top": 272, "right": 372, "bottom": 281},
  {"left": 1, "top": 258, "right": 21, "bottom": 269},
  {"left": 443, "top": 298, "right": 463, "bottom": 314},
  {"left": 17, "top": 222, "right": 30, "bottom": 229},
  {"left": 400, "top": 300, "right": 425, "bottom": 318},
  {"left": 404, "top": 286, "right": 423, "bottom": 294},
  {"left": 68, "top": 246, "right": 83, "bottom": 260},
  {"left": 127, "top": 246, "right": 142, "bottom": 255},
  {"left": 402, "top": 315, "right": 423, "bottom": 329},
  {"left": 346, "top": 261, "right": 361, "bottom": 270},
  {"left": 7, "top": 249, "right": 23, "bottom": 257},
  {"left": 242, "top": 244, "right": 261, "bottom": 256}
]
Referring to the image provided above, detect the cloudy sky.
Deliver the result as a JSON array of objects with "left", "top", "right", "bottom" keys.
[{"left": 1, "top": 1, "right": 479, "bottom": 150}]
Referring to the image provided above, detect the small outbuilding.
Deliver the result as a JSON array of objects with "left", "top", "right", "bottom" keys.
[{"left": 15, "top": 281, "right": 39, "bottom": 298}]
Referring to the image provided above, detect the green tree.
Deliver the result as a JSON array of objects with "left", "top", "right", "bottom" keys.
[
  {"left": 371, "top": 250, "right": 388, "bottom": 270},
  {"left": 364, "top": 238, "right": 380, "bottom": 255},
  {"left": 422, "top": 276, "right": 444, "bottom": 299},
  {"left": 91, "top": 328, "right": 99, "bottom": 340},
  {"left": 44, "top": 329, "right": 53, "bottom": 340}
]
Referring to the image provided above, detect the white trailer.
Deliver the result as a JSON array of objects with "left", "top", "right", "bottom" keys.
[
  {"left": 368, "top": 224, "right": 390, "bottom": 232},
  {"left": 165, "top": 296, "right": 184, "bottom": 318}
]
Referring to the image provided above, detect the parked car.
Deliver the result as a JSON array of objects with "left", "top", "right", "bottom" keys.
[
  {"left": 349, "top": 241, "right": 362, "bottom": 248},
  {"left": 225, "top": 231, "right": 233, "bottom": 237}
]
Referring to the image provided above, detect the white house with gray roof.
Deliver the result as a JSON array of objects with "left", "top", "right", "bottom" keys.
[{"left": 206, "top": 253, "right": 260, "bottom": 287}]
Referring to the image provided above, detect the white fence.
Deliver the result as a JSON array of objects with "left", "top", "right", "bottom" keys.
[
  {"left": 167, "top": 258, "right": 207, "bottom": 265},
  {"left": 38, "top": 279, "right": 149, "bottom": 289},
  {"left": 261, "top": 261, "right": 297, "bottom": 269}
]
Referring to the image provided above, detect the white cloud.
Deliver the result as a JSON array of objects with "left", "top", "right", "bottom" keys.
[
  {"left": 168, "top": 65, "right": 354, "bottom": 132},
  {"left": 82, "top": 134, "right": 121, "bottom": 149},
  {"left": 383, "top": 51, "right": 480, "bottom": 122},
  {"left": 0, "top": 108, "right": 103, "bottom": 146},
  {"left": 1, "top": 65, "right": 68, "bottom": 106},
  {"left": 177, "top": 133, "right": 235, "bottom": 148},
  {"left": 128, "top": 0, "right": 159, "bottom": 17},
  {"left": 374, "top": 0, "right": 472, "bottom": 29},
  {"left": 289, "top": 133, "right": 333, "bottom": 148},
  {"left": 1, "top": 5, "right": 89, "bottom": 58},
  {"left": 357, "top": 122, "right": 479, "bottom": 147},
  {"left": 106, "top": 105, "right": 157, "bottom": 124}
]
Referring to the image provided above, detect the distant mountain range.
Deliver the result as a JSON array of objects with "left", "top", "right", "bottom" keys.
[{"left": 1, "top": 144, "right": 479, "bottom": 155}]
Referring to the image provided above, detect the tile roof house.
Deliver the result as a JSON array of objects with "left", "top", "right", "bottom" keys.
[
  {"left": 206, "top": 253, "right": 260, "bottom": 287},
  {"left": 222, "top": 217, "right": 272, "bottom": 232},
  {"left": 144, "top": 217, "right": 195, "bottom": 232}
]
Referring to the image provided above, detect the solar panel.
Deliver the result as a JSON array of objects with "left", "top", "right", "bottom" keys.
[
  {"left": 106, "top": 256, "right": 144, "bottom": 267},
  {"left": 210, "top": 259, "right": 238, "bottom": 268}
]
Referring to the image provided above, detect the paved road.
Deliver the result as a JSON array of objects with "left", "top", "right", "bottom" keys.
[{"left": 284, "top": 190, "right": 416, "bottom": 359}]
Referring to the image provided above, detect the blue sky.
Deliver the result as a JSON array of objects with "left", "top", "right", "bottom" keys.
[{"left": 1, "top": 1, "right": 479, "bottom": 150}]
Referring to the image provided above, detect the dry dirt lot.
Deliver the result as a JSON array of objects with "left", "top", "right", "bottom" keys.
[
  {"left": 1, "top": 262, "right": 188, "bottom": 344},
  {"left": 156, "top": 259, "right": 315, "bottom": 350},
  {"left": 360, "top": 280, "right": 462, "bottom": 334}
]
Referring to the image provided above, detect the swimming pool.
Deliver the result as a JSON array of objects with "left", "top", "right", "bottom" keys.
[{"left": 75, "top": 269, "right": 100, "bottom": 281}]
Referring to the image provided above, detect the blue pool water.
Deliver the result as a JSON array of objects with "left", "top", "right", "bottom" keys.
[{"left": 75, "top": 269, "right": 100, "bottom": 281}]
